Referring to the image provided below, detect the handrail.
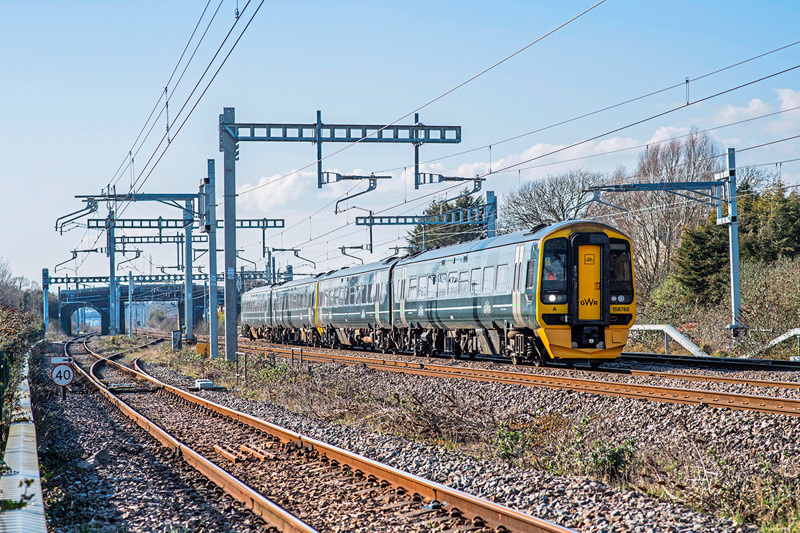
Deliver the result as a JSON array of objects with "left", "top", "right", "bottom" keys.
[
  {"left": 629, "top": 324, "right": 708, "bottom": 357},
  {"left": 748, "top": 328, "right": 800, "bottom": 358}
]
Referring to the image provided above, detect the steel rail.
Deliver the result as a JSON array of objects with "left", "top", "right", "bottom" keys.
[
  {"left": 80, "top": 336, "right": 573, "bottom": 532},
  {"left": 621, "top": 352, "right": 800, "bottom": 371},
  {"left": 140, "top": 331, "right": 800, "bottom": 412},
  {"left": 230, "top": 342, "right": 800, "bottom": 417},
  {"left": 65, "top": 338, "right": 319, "bottom": 533},
  {"left": 238, "top": 339, "right": 800, "bottom": 391},
  {"left": 618, "top": 368, "right": 800, "bottom": 390}
]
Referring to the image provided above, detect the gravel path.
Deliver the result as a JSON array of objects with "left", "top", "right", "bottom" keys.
[
  {"left": 142, "top": 358, "right": 764, "bottom": 533},
  {"left": 31, "top": 345, "right": 273, "bottom": 532}
]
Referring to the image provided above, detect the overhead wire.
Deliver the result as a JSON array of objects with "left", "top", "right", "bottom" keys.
[
  {"left": 123, "top": 0, "right": 262, "bottom": 204},
  {"left": 372, "top": 38, "right": 800, "bottom": 174},
  {"left": 236, "top": 0, "right": 608, "bottom": 199},
  {"left": 254, "top": 51, "right": 800, "bottom": 255},
  {"left": 267, "top": 126, "right": 800, "bottom": 261},
  {"left": 109, "top": 0, "right": 218, "bottom": 189},
  {"left": 78, "top": 1, "right": 261, "bottom": 271},
  {"left": 477, "top": 64, "right": 800, "bottom": 179}
]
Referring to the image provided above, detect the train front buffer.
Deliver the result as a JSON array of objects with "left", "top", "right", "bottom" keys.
[{"left": 535, "top": 225, "right": 636, "bottom": 361}]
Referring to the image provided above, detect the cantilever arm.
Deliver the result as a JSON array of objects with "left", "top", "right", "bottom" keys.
[
  {"left": 55, "top": 200, "right": 98, "bottom": 234},
  {"left": 569, "top": 189, "right": 630, "bottom": 220},
  {"left": 293, "top": 250, "right": 315, "bottom": 269},
  {"left": 117, "top": 250, "right": 142, "bottom": 269},
  {"left": 333, "top": 174, "right": 390, "bottom": 214},
  {"left": 340, "top": 246, "right": 364, "bottom": 265},
  {"left": 441, "top": 178, "right": 483, "bottom": 207},
  {"left": 54, "top": 252, "right": 78, "bottom": 272}
]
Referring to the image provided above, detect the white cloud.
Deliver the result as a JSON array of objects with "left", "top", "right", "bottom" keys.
[
  {"left": 714, "top": 98, "right": 772, "bottom": 124},
  {"left": 237, "top": 171, "right": 313, "bottom": 213},
  {"left": 647, "top": 126, "right": 691, "bottom": 144},
  {"left": 766, "top": 89, "right": 800, "bottom": 135}
]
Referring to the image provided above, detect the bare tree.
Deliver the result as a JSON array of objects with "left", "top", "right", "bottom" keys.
[
  {"left": 0, "top": 257, "right": 35, "bottom": 310},
  {"left": 499, "top": 169, "right": 604, "bottom": 233},
  {"left": 598, "top": 129, "right": 723, "bottom": 299}
]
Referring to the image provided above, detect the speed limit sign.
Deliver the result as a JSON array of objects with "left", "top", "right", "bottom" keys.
[{"left": 51, "top": 364, "right": 74, "bottom": 386}]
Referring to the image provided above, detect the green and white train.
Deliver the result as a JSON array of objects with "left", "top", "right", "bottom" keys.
[{"left": 241, "top": 220, "right": 636, "bottom": 365}]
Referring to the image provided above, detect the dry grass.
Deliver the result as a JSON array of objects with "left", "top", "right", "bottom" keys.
[{"left": 140, "top": 341, "right": 799, "bottom": 532}]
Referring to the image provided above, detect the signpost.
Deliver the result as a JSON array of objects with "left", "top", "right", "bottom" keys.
[{"left": 51, "top": 363, "right": 74, "bottom": 400}]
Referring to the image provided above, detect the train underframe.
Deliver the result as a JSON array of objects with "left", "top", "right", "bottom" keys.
[{"left": 244, "top": 323, "right": 558, "bottom": 366}]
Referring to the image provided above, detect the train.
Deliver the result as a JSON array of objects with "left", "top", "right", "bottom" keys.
[{"left": 241, "top": 220, "right": 636, "bottom": 366}]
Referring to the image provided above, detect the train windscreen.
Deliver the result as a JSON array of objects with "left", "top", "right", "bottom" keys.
[
  {"left": 610, "top": 240, "right": 634, "bottom": 301},
  {"left": 541, "top": 238, "right": 568, "bottom": 303}
]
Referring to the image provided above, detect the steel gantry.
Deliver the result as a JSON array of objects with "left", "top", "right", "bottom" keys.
[
  {"left": 219, "top": 107, "right": 461, "bottom": 361},
  {"left": 79, "top": 192, "right": 201, "bottom": 340},
  {"left": 578, "top": 148, "right": 744, "bottom": 336},
  {"left": 355, "top": 191, "right": 497, "bottom": 251}
]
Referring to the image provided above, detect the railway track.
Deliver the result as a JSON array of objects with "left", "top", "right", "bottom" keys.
[
  {"left": 67, "top": 336, "right": 572, "bottom": 533},
  {"left": 229, "top": 341, "right": 800, "bottom": 417},
  {"left": 234, "top": 338, "right": 800, "bottom": 393},
  {"left": 136, "top": 330, "right": 800, "bottom": 415},
  {"left": 620, "top": 351, "right": 800, "bottom": 372}
]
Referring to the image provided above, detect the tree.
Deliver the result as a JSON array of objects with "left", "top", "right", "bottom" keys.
[
  {"left": 406, "top": 190, "right": 485, "bottom": 251},
  {"left": 0, "top": 257, "right": 37, "bottom": 310},
  {"left": 499, "top": 169, "right": 604, "bottom": 233},
  {"left": 672, "top": 168, "right": 798, "bottom": 305},
  {"left": 599, "top": 129, "right": 723, "bottom": 299}
]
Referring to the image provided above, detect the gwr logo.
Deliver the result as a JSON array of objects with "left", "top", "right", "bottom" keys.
[{"left": 580, "top": 298, "right": 598, "bottom": 306}]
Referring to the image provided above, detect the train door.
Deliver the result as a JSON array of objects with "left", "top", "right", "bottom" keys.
[
  {"left": 577, "top": 244, "right": 601, "bottom": 321},
  {"left": 398, "top": 266, "right": 408, "bottom": 327},
  {"left": 569, "top": 233, "right": 610, "bottom": 348},
  {"left": 374, "top": 271, "right": 383, "bottom": 327},
  {"left": 511, "top": 244, "right": 525, "bottom": 327}
]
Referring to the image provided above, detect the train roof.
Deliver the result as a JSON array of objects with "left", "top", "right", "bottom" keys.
[
  {"left": 395, "top": 219, "right": 625, "bottom": 265},
  {"left": 243, "top": 284, "right": 272, "bottom": 295},
  {"left": 319, "top": 255, "right": 399, "bottom": 281}
]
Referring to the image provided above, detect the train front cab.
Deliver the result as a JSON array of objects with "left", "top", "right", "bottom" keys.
[{"left": 535, "top": 223, "right": 635, "bottom": 364}]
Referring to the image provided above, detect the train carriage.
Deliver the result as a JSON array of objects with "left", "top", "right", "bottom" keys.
[
  {"left": 317, "top": 259, "right": 394, "bottom": 349},
  {"left": 270, "top": 277, "right": 319, "bottom": 344},
  {"left": 240, "top": 285, "right": 271, "bottom": 339},
  {"left": 389, "top": 220, "right": 635, "bottom": 365}
]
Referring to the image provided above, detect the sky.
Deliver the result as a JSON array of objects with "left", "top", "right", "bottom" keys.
[{"left": 1, "top": 0, "right": 799, "bottom": 286}]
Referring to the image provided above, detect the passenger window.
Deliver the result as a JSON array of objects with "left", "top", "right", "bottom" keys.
[
  {"left": 408, "top": 277, "right": 417, "bottom": 300},
  {"left": 526, "top": 261, "right": 537, "bottom": 289},
  {"left": 447, "top": 272, "right": 458, "bottom": 296},
  {"left": 369, "top": 283, "right": 375, "bottom": 304},
  {"left": 458, "top": 271, "right": 469, "bottom": 296},
  {"left": 470, "top": 268, "right": 481, "bottom": 295},
  {"left": 482, "top": 267, "right": 495, "bottom": 294},
  {"left": 496, "top": 265, "right": 509, "bottom": 293},
  {"left": 428, "top": 275, "right": 437, "bottom": 298},
  {"left": 418, "top": 275, "right": 428, "bottom": 299},
  {"left": 437, "top": 274, "right": 448, "bottom": 297}
]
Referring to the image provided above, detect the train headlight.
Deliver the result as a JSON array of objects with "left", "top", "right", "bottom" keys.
[
  {"left": 545, "top": 293, "right": 567, "bottom": 304},
  {"left": 617, "top": 295, "right": 625, "bottom": 303}
]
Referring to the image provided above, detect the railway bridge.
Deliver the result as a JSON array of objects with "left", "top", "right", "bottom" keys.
[{"left": 58, "top": 284, "right": 217, "bottom": 336}]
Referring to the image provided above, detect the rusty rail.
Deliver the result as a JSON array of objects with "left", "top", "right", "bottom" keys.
[
  {"left": 79, "top": 336, "right": 574, "bottom": 533},
  {"left": 231, "top": 341, "right": 800, "bottom": 417},
  {"left": 66, "top": 338, "right": 320, "bottom": 533}
]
